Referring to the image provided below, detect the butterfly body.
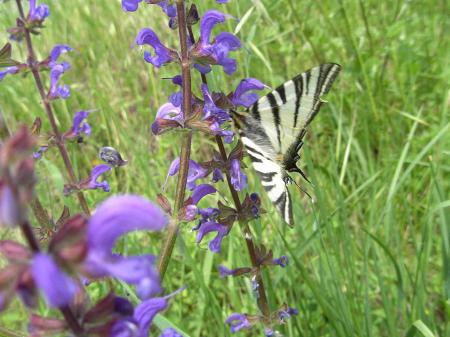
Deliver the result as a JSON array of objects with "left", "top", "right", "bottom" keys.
[{"left": 231, "top": 63, "right": 342, "bottom": 226}]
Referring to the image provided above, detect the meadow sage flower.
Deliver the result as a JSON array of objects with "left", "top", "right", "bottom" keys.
[
  {"left": 230, "top": 159, "right": 247, "bottom": 191},
  {"left": 48, "top": 64, "right": 70, "bottom": 99},
  {"left": 136, "top": 28, "right": 177, "bottom": 68},
  {"left": 63, "top": 110, "right": 92, "bottom": 140},
  {"left": 195, "top": 220, "right": 229, "bottom": 253},
  {"left": 272, "top": 255, "right": 289, "bottom": 268},
  {"left": 85, "top": 164, "right": 112, "bottom": 192},
  {"left": 168, "top": 158, "right": 208, "bottom": 190},
  {"left": 232, "top": 78, "right": 266, "bottom": 108},
  {"left": 85, "top": 195, "right": 167, "bottom": 299},
  {"left": 49, "top": 44, "right": 73, "bottom": 69},
  {"left": 0, "top": 66, "right": 19, "bottom": 81},
  {"left": 28, "top": 0, "right": 50, "bottom": 22},
  {"left": 151, "top": 102, "right": 183, "bottom": 135},
  {"left": 225, "top": 313, "right": 251, "bottom": 333}
]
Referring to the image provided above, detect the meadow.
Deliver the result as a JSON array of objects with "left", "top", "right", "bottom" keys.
[{"left": 0, "top": 0, "right": 449, "bottom": 336}]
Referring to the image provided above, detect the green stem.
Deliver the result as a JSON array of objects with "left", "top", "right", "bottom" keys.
[{"left": 157, "top": 0, "right": 193, "bottom": 280}]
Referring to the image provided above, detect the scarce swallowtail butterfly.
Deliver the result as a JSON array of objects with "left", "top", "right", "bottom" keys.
[{"left": 231, "top": 63, "right": 341, "bottom": 226}]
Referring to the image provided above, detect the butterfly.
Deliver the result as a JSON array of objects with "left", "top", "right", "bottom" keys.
[{"left": 231, "top": 63, "right": 341, "bottom": 226}]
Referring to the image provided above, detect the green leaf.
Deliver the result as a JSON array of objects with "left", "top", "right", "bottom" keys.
[{"left": 0, "top": 42, "right": 17, "bottom": 68}]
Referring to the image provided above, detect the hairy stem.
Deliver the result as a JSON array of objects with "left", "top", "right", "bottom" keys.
[
  {"left": 15, "top": 0, "right": 90, "bottom": 216},
  {"left": 20, "top": 221, "right": 85, "bottom": 336},
  {"left": 187, "top": 25, "right": 271, "bottom": 318},
  {"left": 158, "top": 0, "right": 193, "bottom": 280}
]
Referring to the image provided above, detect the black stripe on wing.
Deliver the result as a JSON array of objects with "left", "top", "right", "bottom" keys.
[{"left": 266, "top": 92, "right": 282, "bottom": 148}]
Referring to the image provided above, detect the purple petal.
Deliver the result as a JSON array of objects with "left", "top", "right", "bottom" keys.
[
  {"left": 157, "top": 0, "right": 176, "bottom": 18},
  {"left": 168, "top": 157, "right": 181, "bottom": 176},
  {"left": 122, "top": 0, "right": 142, "bottom": 12},
  {"left": 196, "top": 221, "right": 229, "bottom": 253},
  {"left": 0, "top": 184, "right": 21, "bottom": 227},
  {"left": 193, "top": 63, "right": 212, "bottom": 74},
  {"left": 136, "top": 28, "right": 175, "bottom": 68},
  {"left": 212, "top": 168, "right": 223, "bottom": 183},
  {"left": 88, "top": 164, "right": 111, "bottom": 192},
  {"left": 191, "top": 184, "right": 216, "bottom": 205},
  {"left": 225, "top": 313, "right": 251, "bottom": 333},
  {"left": 272, "top": 255, "right": 289, "bottom": 268},
  {"left": 200, "top": 10, "right": 226, "bottom": 46},
  {"left": 232, "top": 78, "right": 266, "bottom": 108},
  {"left": 218, "top": 265, "right": 236, "bottom": 278},
  {"left": 71, "top": 110, "right": 92, "bottom": 136},
  {"left": 134, "top": 297, "right": 168, "bottom": 336},
  {"left": 155, "top": 102, "right": 183, "bottom": 123},
  {"left": 49, "top": 64, "right": 70, "bottom": 99},
  {"left": 49, "top": 44, "right": 73, "bottom": 66},
  {"left": 216, "top": 0, "right": 229, "bottom": 3},
  {"left": 230, "top": 159, "right": 247, "bottom": 191},
  {"left": 31, "top": 253, "right": 78, "bottom": 308},
  {"left": 88, "top": 195, "right": 168, "bottom": 252},
  {"left": 110, "top": 319, "right": 139, "bottom": 337},
  {"left": 159, "top": 328, "right": 183, "bottom": 337},
  {"left": 29, "top": 1, "right": 50, "bottom": 21},
  {"left": 0, "top": 66, "right": 19, "bottom": 81}
]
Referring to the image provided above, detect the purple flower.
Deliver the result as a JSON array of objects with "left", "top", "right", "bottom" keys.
[
  {"left": 159, "top": 328, "right": 182, "bottom": 337},
  {"left": 191, "top": 184, "right": 216, "bottom": 205},
  {"left": 157, "top": 0, "right": 176, "bottom": 18},
  {"left": 87, "top": 164, "right": 111, "bottom": 192},
  {"left": 194, "top": 11, "right": 241, "bottom": 75},
  {"left": 264, "top": 328, "right": 275, "bottom": 336},
  {"left": 28, "top": 0, "right": 50, "bottom": 21},
  {"left": 32, "top": 146, "right": 49, "bottom": 160},
  {"left": 195, "top": 221, "right": 229, "bottom": 253},
  {"left": 168, "top": 75, "right": 182, "bottom": 107},
  {"left": 0, "top": 184, "right": 21, "bottom": 227},
  {"left": 272, "top": 255, "right": 289, "bottom": 268},
  {"left": 217, "top": 0, "right": 229, "bottom": 3},
  {"left": 225, "top": 313, "right": 251, "bottom": 333},
  {"left": 279, "top": 307, "right": 299, "bottom": 322},
  {"left": 212, "top": 168, "right": 223, "bottom": 183},
  {"left": 218, "top": 265, "right": 237, "bottom": 278},
  {"left": 31, "top": 253, "right": 78, "bottom": 308},
  {"left": 48, "top": 64, "right": 70, "bottom": 99},
  {"left": 0, "top": 66, "right": 19, "bottom": 81},
  {"left": 232, "top": 78, "right": 266, "bottom": 108},
  {"left": 134, "top": 297, "right": 168, "bottom": 336},
  {"left": 121, "top": 0, "right": 142, "bottom": 12},
  {"left": 136, "top": 28, "right": 176, "bottom": 68},
  {"left": 85, "top": 195, "right": 167, "bottom": 299},
  {"left": 151, "top": 103, "right": 183, "bottom": 135},
  {"left": 168, "top": 158, "right": 208, "bottom": 190},
  {"left": 63, "top": 110, "right": 92, "bottom": 140},
  {"left": 230, "top": 159, "right": 247, "bottom": 191},
  {"left": 49, "top": 44, "right": 73, "bottom": 68},
  {"left": 211, "top": 32, "right": 241, "bottom": 75}
]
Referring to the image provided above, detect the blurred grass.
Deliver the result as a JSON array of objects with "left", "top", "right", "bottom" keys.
[{"left": 0, "top": 0, "right": 449, "bottom": 336}]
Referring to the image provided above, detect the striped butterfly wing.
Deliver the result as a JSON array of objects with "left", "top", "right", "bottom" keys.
[{"left": 234, "top": 63, "right": 341, "bottom": 226}]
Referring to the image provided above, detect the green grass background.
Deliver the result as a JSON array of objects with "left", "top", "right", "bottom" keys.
[{"left": 0, "top": 0, "right": 449, "bottom": 336}]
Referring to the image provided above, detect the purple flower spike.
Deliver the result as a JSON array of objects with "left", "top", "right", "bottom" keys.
[
  {"left": 86, "top": 195, "right": 167, "bottom": 299},
  {"left": 87, "top": 164, "right": 111, "bottom": 192},
  {"left": 0, "top": 66, "right": 19, "bottom": 81},
  {"left": 196, "top": 221, "right": 229, "bottom": 253},
  {"left": 48, "top": 64, "right": 70, "bottom": 99},
  {"left": 191, "top": 184, "right": 216, "bottom": 205},
  {"left": 122, "top": 0, "right": 142, "bottom": 12},
  {"left": 136, "top": 28, "right": 176, "bottom": 68},
  {"left": 28, "top": 0, "right": 50, "bottom": 21},
  {"left": 279, "top": 306, "right": 299, "bottom": 322},
  {"left": 49, "top": 44, "right": 73, "bottom": 67},
  {"left": 230, "top": 159, "right": 247, "bottom": 191},
  {"left": 273, "top": 255, "right": 289, "bottom": 268},
  {"left": 232, "top": 78, "right": 266, "bottom": 108},
  {"left": 225, "top": 313, "right": 251, "bottom": 333},
  {"left": 31, "top": 253, "right": 78, "bottom": 308}
]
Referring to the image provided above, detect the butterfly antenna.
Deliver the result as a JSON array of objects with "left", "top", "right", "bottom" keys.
[{"left": 292, "top": 178, "right": 313, "bottom": 201}]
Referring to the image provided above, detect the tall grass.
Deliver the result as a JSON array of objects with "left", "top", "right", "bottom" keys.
[{"left": 0, "top": 0, "right": 448, "bottom": 336}]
